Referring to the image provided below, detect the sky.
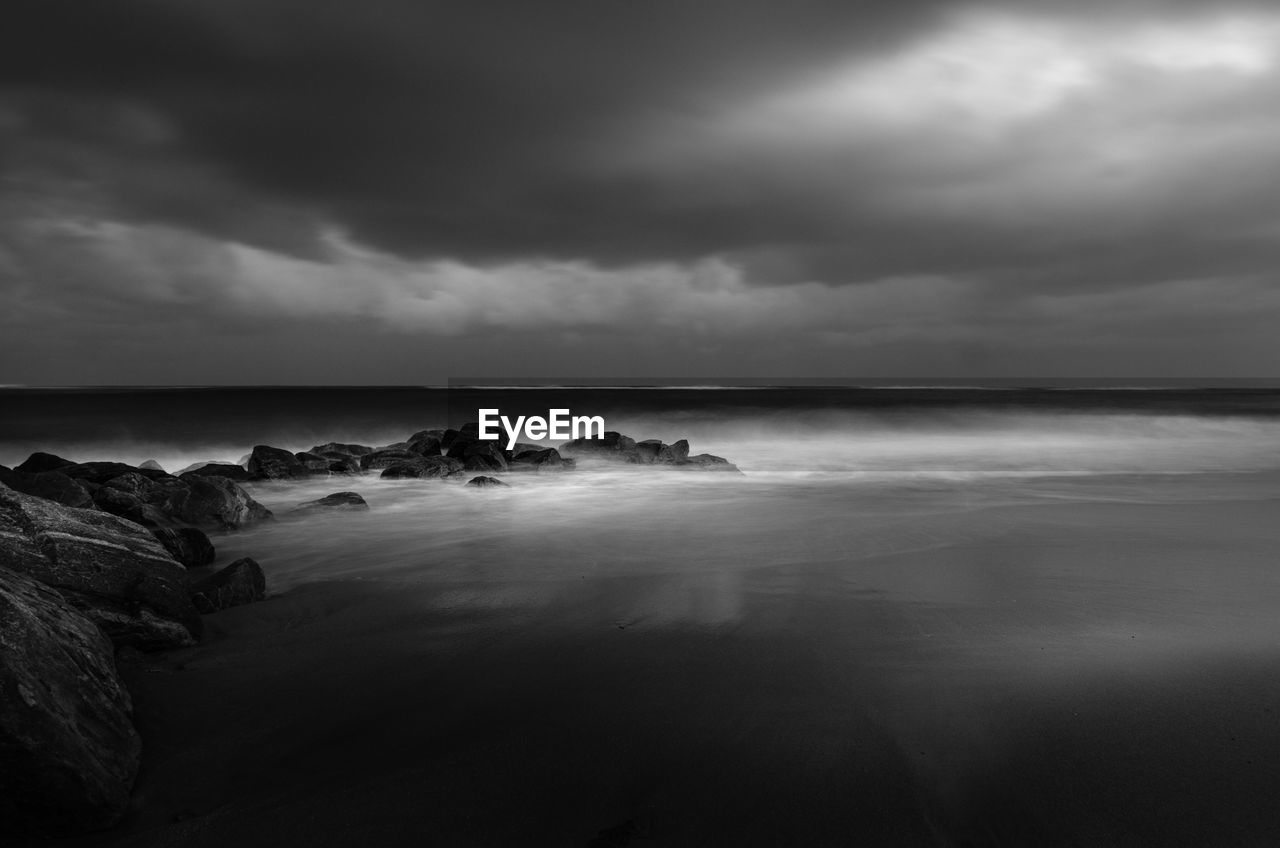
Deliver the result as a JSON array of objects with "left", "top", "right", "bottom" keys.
[{"left": 2, "top": 0, "right": 1279, "bottom": 384}]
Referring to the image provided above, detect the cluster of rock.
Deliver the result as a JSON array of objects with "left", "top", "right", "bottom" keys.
[
  {"left": 0, "top": 455, "right": 279, "bottom": 837},
  {"left": 0, "top": 425, "right": 737, "bottom": 834}
]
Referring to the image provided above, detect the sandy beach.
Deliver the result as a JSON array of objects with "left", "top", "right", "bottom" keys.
[{"left": 50, "top": 492, "right": 1280, "bottom": 847}]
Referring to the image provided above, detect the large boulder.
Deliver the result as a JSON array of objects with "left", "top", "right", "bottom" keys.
[
  {"left": 59, "top": 461, "right": 172, "bottom": 487},
  {"left": 379, "top": 456, "right": 465, "bottom": 479},
  {"left": 189, "top": 557, "right": 266, "bottom": 614},
  {"left": 460, "top": 441, "right": 509, "bottom": 472},
  {"left": 559, "top": 431, "right": 639, "bottom": 462},
  {"left": 171, "top": 475, "right": 273, "bottom": 529},
  {"left": 317, "top": 453, "right": 363, "bottom": 474},
  {"left": 93, "top": 471, "right": 271, "bottom": 531},
  {"left": 635, "top": 439, "right": 689, "bottom": 465},
  {"left": 151, "top": 527, "right": 216, "bottom": 568},
  {"left": 290, "top": 492, "right": 369, "bottom": 514},
  {"left": 0, "top": 467, "right": 95, "bottom": 509},
  {"left": 407, "top": 434, "right": 442, "bottom": 456},
  {"left": 0, "top": 487, "right": 202, "bottom": 649},
  {"left": 0, "top": 567, "right": 141, "bottom": 835},
  {"left": 294, "top": 451, "right": 334, "bottom": 474},
  {"left": 247, "top": 445, "right": 309, "bottom": 480}
]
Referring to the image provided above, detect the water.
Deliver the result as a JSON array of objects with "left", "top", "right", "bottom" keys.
[{"left": 12, "top": 386, "right": 1280, "bottom": 842}]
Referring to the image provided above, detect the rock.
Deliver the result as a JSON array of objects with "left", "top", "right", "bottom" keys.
[
  {"left": 635, "top": 439, "right": 687, "bottom": 465},
  {"left": 60, "top": 461, "right": 172, "bottom": 487},
  {"left": 0, "top": 567, "right": 141, "bottom": 835},
  {"left": 138, "top": 460, "right": 165, "bottom": 472},
  {"left": 510, "top": 447, "right": 565, "bottom": 471},
  {"left": 407, "top": 435, "right": 442, "bottom": 456},
  {"left": 361, "top": 447, "right": 422, "bottom": 471},
  {"left": 439, "top": 428, "right": 461, "bottom": 451},
  {"left": 290, "top": 491, "right": 369, "bottom": 513},
  {"left": 668, "top": 439, "right": 690, "bottom": 462},
  {"left": 460, "top": 440, "right": 509, "bottom": 472},
  {"left": 0, "top": 467, "right": 95, "bottom": 509},
  {"left": 13, "top": 452, "right": 76, "bottom": 475},
  {"left": 171, "top": 475, "right": 273, "bottom": 530},
  {"left": 466, "top": 476, "right": 509, "bottom": 488},
  {"left": 677, "top": 453, "right": 742, "bottom": 473},
  {"left": 379, "top": 456, "right": 465, "bottom": 479},
  {"left": 93, "top": 472, "right": 272, "bottom": 531},
  {"left": 0, "top": 487, "right": 201, "bottom": 650},
  {"left": 151, "top": 527, "right": 216, "bottom": 568},
  {"left": 190, "top": 557, "right": 265, "bottom": 614},
  {"left": 318, "top": 453, "right": 363, "bottom": 474},
  {"left": 294, "top": 451, "right": 333, "bottom": 474},
  {"left": 510, "top": 442, "right": 543, "bottom": 456},
  {"left": 407, "top": 429, "right": 445, "bottom": 443},
  {"left": 308, "top": 442, "right": 374, "bottom": 458},
  {"left": 247, "top": 445, "right": 309, "bottom": 480},
  {"left": 177, "top": 461, "right": 250, "bottom": 481},
  {"left": 560, "top": 431, "right": 639, "bottom": 462}
]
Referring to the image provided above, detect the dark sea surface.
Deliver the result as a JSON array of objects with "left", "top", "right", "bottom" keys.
[{"left": 9, "top": 384, "right": 1280, "bottom": 844}]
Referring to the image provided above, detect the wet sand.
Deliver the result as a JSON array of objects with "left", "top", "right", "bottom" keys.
[{"left": 58, "top": 497, "right": 1280, "bottom": 846}]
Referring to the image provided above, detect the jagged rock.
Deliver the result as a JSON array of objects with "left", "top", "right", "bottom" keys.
[
  {"left": 510, "top": 447, "right": 565, "bottom": 471},
  {"left": 407, "top": 429, "right": 445, "bottom": 443},
  {"left": 0, "top": 467, "right": 95, "bottom": 509},
  {"left": 178, "top": 461, "right": 251, "bottom": 482},
  {"left": 247, "top": 445, "right": 309, "bottom": 480},
  {"left": 439, "top": 428, "right": 461, "bottom": 451},
  {"left": 0, "top": 567, "right": 141, "bottom": 835},
  {"left": 13, "top": 452, "right": 76, "bottom": 474},
  {"left": 466, "top": 476, "right": 509, "bottom": 488},
  {"left": 290, "top": 491, "right": 369, "bottom": 513},
  {"left": 461, "top": 440, "right": 509, "bottom": 472},
  {"left": 138, "top": 460, "right": 165, "bottom": 472},
  {"left": 190, "top": 557, "right": 265, "bottom": 614},
  {"left": 560, "top": 431, "right": 639, "bottom": 462},
  {"left": 294, "top": 451, "right": 333, "bottom": 474},
  {"left": 379, "top": 456, "right": 465, "bottom": 479},
  {"left": 151, "top": 527, "right": 216, "bottom": 568},
  {"left": 635, "top": 439, "right": 687, "bottom": 465},
  {"left": 308, "top": 442, "right": 374, "bottom": 457},
  {"left": 0, "top": 487, "right": 201, "bottom": 650},
  {"left": 677, "top": 453, "right": 742, "bottom": 473}
]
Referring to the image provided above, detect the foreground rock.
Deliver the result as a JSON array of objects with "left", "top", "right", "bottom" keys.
[
  {"left": 0, "top": 566, "right": 141, "bottom": 835},
  {"left": 290, "top": 491, "right": 369, "bottom": 513},
  {"left": 0, "top": 487, "right": 201, "bottom": 649},
  {"left": 466, "top": 475, "right": 509, "bottom": 488},
  {"left": 190, "top": 557, "right": 266, "bottom": 614}
]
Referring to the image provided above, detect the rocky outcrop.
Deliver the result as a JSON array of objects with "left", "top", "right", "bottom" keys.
[
  {"left": 173, "top": 475, "right": 273, "bottom": 529},
  {"left": 290, "top": 492, "right": 369, "bottom": 513},
  {"left": 247, "top": 445, "right": 309, "bottom": 480},
  {"left": 318, "top": 453, "right": 363, "bottom": 474},
  {"left": 138, "top": 460, "right": 165, "bottom": 472},
  {"left": 379, "top": 456, "right": 465, "bottom": 479},
  {"left": 151, "top": 526, "right": 216, "bottom": 568},
  {"left": 294, "top": 451, "right": 334, "bottom": 474},
  {"left": 0, "top": 487, "right": 201, "bottom": 649},
  {"left": 308, "top": 442, "right": 375, "bottom": 458},
  {"left": 465, "top": 476, "right": 509, "bottom": 488},
  {"left": 460, "top": 441, "right": 509, "bottom": 472},
  {"left": 189, "top": 557, "right": 266, "bottom": 614},
  {"left": 407, "top": 434, "right": 442, "bottom": 456},
  {"left": 0, "top": 566, "right": 141, "bottom": 836}
]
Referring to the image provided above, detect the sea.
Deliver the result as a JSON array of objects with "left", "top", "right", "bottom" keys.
[{"left": 6, "top": 382, "right": 1280, "bottom": 843}]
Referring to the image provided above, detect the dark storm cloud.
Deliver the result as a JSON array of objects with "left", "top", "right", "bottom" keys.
[{"left": 2, "top": 0, "right": 1280, "bottom": 381}]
